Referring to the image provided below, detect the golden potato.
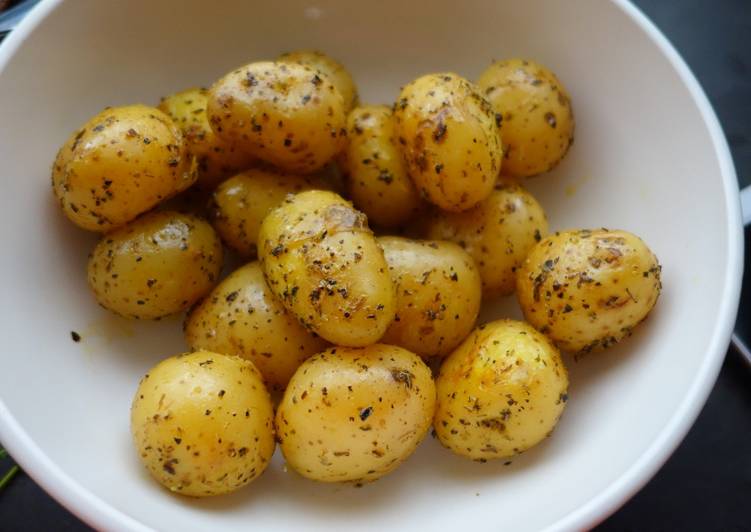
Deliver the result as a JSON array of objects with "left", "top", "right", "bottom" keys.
[
  {"left": 207, "top": 61, "right": 347, "bottom": 173},
  {"left": 87, "top": 211, "right": 222, "bottom": 319},
  {"left": 158, "top": 88, "right": 256, "bottom": 190},
  {"left": 434, "top": 320, "right": 568, "bottom": 461},
  {"left": 52, "top": 105, "right": 197, "bottom": 232},
  {"left": 393, "top": 73, "right": 502, "bottom": 212},
  {"left": 378, "top": 237, "right": 482, "bottom": 359},
  {"left": 258, "top": 190, "right": 395, "bottom": 347},
  {"left": 477, "top": 59, "right": 574, "bottom": 178},
  {"left": 276, "top": 344, "right": 435, "bottom": 483},
  {"left": 426, "top": 182, "right": 548, "bottom": 297},
  {"left": 277, "top": 50, "right": 358, "bottom": 112},
  {"left": 516, "top": 229, "right": 661, "bottom": 354},
  {"left": 185, "top": 262, "right": 328, "bottom": 391},
  {"left": 341, "top": 105, "right": 421, "bottom": 228},
  {"left": 131, "top": 351, "right": 275, "bottom": 496}
]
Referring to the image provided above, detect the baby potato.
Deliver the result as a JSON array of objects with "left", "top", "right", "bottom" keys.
[
  {"left": 207, "top": 61, "right": 347, "bottom": 174},
  {"left": 276, "top": 344, "right": 435, "bottom": 483},
  {"left": 131, "top": 351, "right": 275, "bottom": 496},
  {"left": 378, "top": 237, "right": 482, "bottom": 359},
  {"left": 426, "top": 182, "right": 548, "bottom": 297},
  {"left": 477, "top": 59, "right": 574, "bottom": 178},
  {"left": 52, "top": 105, "right": 197, "bottom": 232},
  {"left": 87, "top": 211, "right": 223, "bottom": 319},
  {"left": 185, "top": 262, "right": 328, "bottom": 391},
  {"left": 277, "top": 50, "right": 359, "bottom": 113},
  {"left": 341, "top": 105, "right": 422, "bottom": 228},
  {"left": 258, "top": 190, "right": 395, "bottom": 347},
  {"left": 393, "top": 73, "right": 502, "bottom": 212},
  {"left": 516, "top": 229, "right": 661, "bottom": 354},
  {"left": 434, "top": 319, "right": 568, "bottom": 461},
  {"left": 158, "top": 88, "right": 256, "bottom": 190}
]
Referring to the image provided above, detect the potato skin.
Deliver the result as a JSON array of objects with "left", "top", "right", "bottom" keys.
[
  {"left": 516, "top": 229, "right": 661, "bottom": 354},
  {"left": 393, "top": 73, "right": 502, "bottom": 212},
  {"left": 378, "top": 237, "right": 481, "bottom": 359},
  {"left": 434, "top": 320, "right": 568, "bottom": 460},
  {"left": 158, "top": 88, "right": 256, "bottom": 190},
  {"left": 207, "top": 61, "right": 347, "bottom": 173},
  {"left": 131, "top": 351, "right": 275, "bottom": 497},
  {"left": 426, "top": 182, "right": 548, "bottom": 297},
  {"left": 341, "top": 105, "right": 421, "bottom": 228},
  {"left": 277, "top": 50, "right": 358, "bottom": 113},
  {"left": 52, "top": 105, "right": 197, "bottom": 231},
  {"left": 87, "top": 211, "right": 223, "bottom": 319},
  {"left": 258, "top": 190, "right": 395, "bottom": 347},
  {"left": 477, "top": 59, "right": 574, "bottom": 178},
  {"left": 276, "top": 344, "right": 435, "bottom": 483},
  {"left": 185, "top": 262, "right": 328, "bottom": 391}
]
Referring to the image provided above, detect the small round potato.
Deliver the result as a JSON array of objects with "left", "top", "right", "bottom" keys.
[
  {"left": 378, "top": 237, "right": 482, "bottom": 359},
  {"left": 185, "top": 262, "right": 328, "bottom": 391},
  {"left": 131, "top": 351, "right": 275, "bottom": 496},
  {"left": 258, "top": 190, "right": 395, "bottom": 347},
  {"left": 477, "top": 59, "right": 574, "bottom": 178},
  {"left": 276, "top": 344, "right": 435, "bottom": 483},
  {"left": 207, "top": 61, "right": 347, "bottom": 173},
  {"left": 87, "top": 211, "right": 223, "bottom": 319},
  {"left": 158, "top": 88, "right": 256, "bottom": 190},
  {"left": 434, "top": 320, "right": 568, "bottom": 461},
  {"left": 426, "top": 182, "right": 548, "bottom": 297},
  {"left": 277, "top": 50, "right": 358, "bottom": 112},
  {"left": 516, "top": 229, "right": 661, "bottom": 354},
  {"left": 208, "top": 167, "right": 325, "bottom": 258},
  {"left": 393, "top": 73, "right": 502, "bottom": 212},
  {"left": 52, "top": 105, "right": 197, "bottom": 231},
  {"left": 341, "top": 105, "right": 422, "bottom": 228}
]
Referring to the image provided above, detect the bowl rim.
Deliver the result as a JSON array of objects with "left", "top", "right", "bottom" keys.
[{"left": 0, "top": 0, "right": 743, "bottom": 531}]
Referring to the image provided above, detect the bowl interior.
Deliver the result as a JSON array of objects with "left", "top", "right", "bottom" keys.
[{"left": 0, "top": 0, "right": 739, "bottom": 530}]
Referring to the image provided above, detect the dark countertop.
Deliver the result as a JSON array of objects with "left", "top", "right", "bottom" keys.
[{"left": 0, "top": 1, "right": 749, "bottom": 530}]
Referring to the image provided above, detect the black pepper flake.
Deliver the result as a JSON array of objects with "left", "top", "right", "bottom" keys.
[
  {"left": 218, "top": 390, "right": 226, "bottom": 398},
  {"left": 390, "top": 369, "right": 414, "bottom": 389},
  {"left": 545, "top": 112, "right": 557, "bottom": 128},
  {"left": 143, "top": 137, "right": 151, "bottom": 144},
  {"left": 534, "top": 229, "right": 542, "bottom": 242},
  {"left": 450, "top": 272, "right": 459, "bottom": 282},
  {"left": 563, "top": 304, "right": 573, "bottom": 313},
  {"left": 495, "top": 113, "right": 503, "bottom": 128},
  {"left": 377, "top": 170, "right": 393, "bottom": 184},
  {"left": 225, "top": 291, "right": 239, "bottom": 302},
  {"left": 311, "top": 74, "right": 323, "bottom": 86},
  {"left": 359, "top": 406, "right": 373, "bottom": 421},
  {"left": 173, "top": 437, "right": 182, "bottom": 445},
  {"left": 70, "top": 331, "right": 81, "bottom": 342},
  {"left": 435, "top": 163, "right": 443, "bottom": 174},
  {"left": 433, "top": 122, "right": 447, "bottom": 142},
  {"left": 271, "top": 244, "right": 284, "bottom": 256}
]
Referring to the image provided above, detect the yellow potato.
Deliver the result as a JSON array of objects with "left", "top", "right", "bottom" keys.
[
  {"left": 477, "top": 59, "right": 574, "bottom": 178},
  {"left": 87, "top": 211, "right": 223, "bottom": 319},
  {"left": 516, "top": 229, "right": 661, "bottom": 354},
  {"left": 378, "top": 237, "right": 482, "bottom": 359},
  {"left": 185, "top": 262, "right": 328, "bottom": 391},
  {"left": 52, "top": 105, "right": 197, "bottom": 232},
  {"left": 434, "top": 319, "right": 568, "bottom": 461},
  {"left": 277, "top": 50, "right": 359, "bottom": 112},
  {"left": 426, "top": 182, "right": 548, "bottom": 297},
  {"left": 276, "top": 344, "right": 435, "bottom": 483},
  {"left": 258, "top": 190, "right": 395, "bottom": 347},
  {"left": 393, "top": 73, "right": 502, "bottom": 212},
  {"left": 341, "top": 105, "right": 421, "bottom": 228},
  {"left": 158, "top": 88, "right": 256, "bottom": 190},
  {"left": 131, "top": 351, "right": 275, "bottom": 496},
  {"left": 207, "top": 61, "right": 347, "bottom": 173}
]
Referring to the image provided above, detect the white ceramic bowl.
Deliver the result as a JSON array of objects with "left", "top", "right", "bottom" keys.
[{"left": 0, "top": 1, "right": 744, "bottom": 530}]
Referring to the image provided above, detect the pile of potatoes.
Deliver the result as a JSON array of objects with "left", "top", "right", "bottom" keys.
[{"left": 52, "top": 51, "right": 662, "bottom": 497}]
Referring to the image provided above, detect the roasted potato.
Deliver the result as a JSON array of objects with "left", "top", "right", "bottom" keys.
[
  {"left": 131, "top": 351, "right": 275, "bottom": 496},
  {"left": 87, "top": 211, "right": 223, "bottom": 319},
  {"left": 393, "top": 73, "right": 502, "bottom": 212},
  {"left": 185, "top": 262, "right": 328, "bottom": 391},
  {"left": 341, "top": 105, "right": 421, "bottom": 228},
  {"left": 277, "top": 50, "right": 359, "bottom": 112},
  {"left": 52, "top": 105, "right": 197, "bottom": 232},
  {"left": 516, "top": 229, "right": 661, "bottom": 354},
  {"left": 426, "top": 182, "right": 548, "bottom": 297},
  {"left": 258, "top": 190, "right": 395, "bottom": 346},
  {"left": 477, "top": 59, "right": 574, "bottom": 178},
  {"left": 207, "top": 61, "right": 347, "bottom": 173},
  {"left": 158, "top": 88, "right": 256, "bottom": 190},
  {"left": 378, "top": 237, "right": 482, "bottom": 359},
  {"left": 434, "top": 319, "right": 568, "bottom": 460},
  {"left": 276, "top": 344, "right": 435, "bottom": 483}
]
